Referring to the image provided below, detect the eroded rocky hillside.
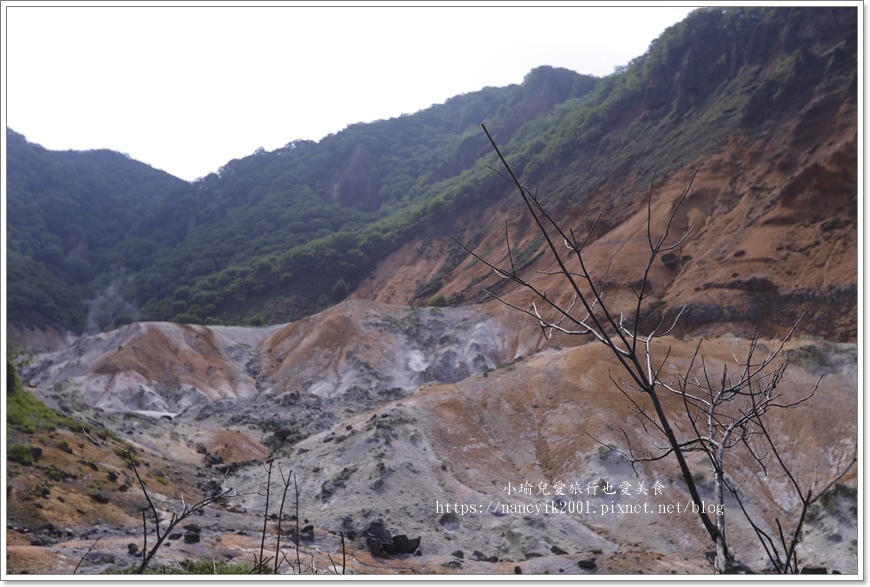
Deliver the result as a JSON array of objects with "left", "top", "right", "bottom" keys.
[
  {"left": 6, "top": 5, "right": 858, "bottom": 577},
  {"left": 6, "top": 8, "right": 857, "bottom": 339},
  {"left": 354, "top": 23, "right": 858, "bottom": 343},
  {"left": 7, "top": 300, "right": 859, "bottom": 574}
]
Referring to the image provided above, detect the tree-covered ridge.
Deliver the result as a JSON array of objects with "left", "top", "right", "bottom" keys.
[
  {"left": 6, "top": 129, "right": 189, "bottom": 330},
  {"left": 504, "top": 6, "right": 857, "bottom": 213},
  {"left": 7, "top": 66, "right": 595, "bottom": 331},
  {"left": 6, "top": 7, "right": 857, "bottom": 333},
  {"left": 128, "top": 66, "right": 597, "bottom": 326}
]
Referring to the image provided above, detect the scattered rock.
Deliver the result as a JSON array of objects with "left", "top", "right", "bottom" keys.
[
  {"left": 183, "top": 533, "right": 200, "bottom": 544},
  {"left": 362, "top": 522, "right": 420, "bottom": 557},
  {"left": 391, "top": 534, "right": 420, "bottom": 555},
  {"left": 578, "top": 558, "right": 597, "bottom": 570},
  {"left": 181, "top": 523, "right": 202, "bottom": 544},
  {"left": 88, "top": 552, "right": 117, "bottom": 565},
  {"left": 299, "top": 524, "right": 315, "bottom": 543},
  {"left": 214, "top": 462, "right": 241, "bottom": 475},
  {"left": 320, "top": 466, "right": 357, "bottom": 502},
  {"left": 90, "top": 492, "right": 110, "bottom": 504},
  {"left": 200, "top": 479, "right": 224, "bottom": 498},
  {"left": 452, "top": 550, "right": 464, "bottom": 559},
  {"left": 551, "top": 545, "right": 568, "bottom": 555},
  {"left": 205, "top": 453, "right": 224, "bottom": 466}
]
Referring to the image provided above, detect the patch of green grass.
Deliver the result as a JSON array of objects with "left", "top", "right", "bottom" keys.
[
  {"left": 8, "top": 443, "right": 37, "bottom": 466},
  {"left": 428, "top": 294, "right": 448, "bottom": 307},
  {"left": 114, "top": 559, "right": 251, "bottom": 574},
  {"left": 178, "top": 560, "right": 251, "bottom": 574},
  {"left": 6, "top": 386, "right": 79, "bottom": 434},
  {"left": 41, "top": 463, "right": 76, "bottom": 481}
]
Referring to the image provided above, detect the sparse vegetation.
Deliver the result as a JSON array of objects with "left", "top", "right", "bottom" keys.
[
  {"left": 79, "top": 457, "right": 100, "bottom": 471},
  {"left": 428, "top": 294, "right": 448, "bottom": 307},
  {"left": 460, "top": 125, "right": 856, "bottom": 573},
  {"left": 6, "top": 366, "right": 79, "bottom": 433},
  {"left": 116, "top": 560, "right": 251, "bottom": 575},
  {"left": 821, "top": 217, "right": 850, "bottom": 232},
  {"left": 8, "top": 443, "right": 38, "bottom": 466},
  {"left": 4, "top": 5, "right": 856, "bottom": 577},
  {"left": 8, "top": 8, "right": 854, "bottom": 332}
]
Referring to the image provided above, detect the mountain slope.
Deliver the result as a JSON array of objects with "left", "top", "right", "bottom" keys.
[
  {"left": 8, "top": 8, "right": 858, "bottom": 343},
  {"left": 353, "top": 6, "right": 858, "bottom": 342},
  {"left": 7, "top": 8, "right": 857, "bottom": 343},
  {"left": 7, "top": 67, "right": 596, "bottom": 336},
  {"left": 6, "top": 129, "right": 189, "bottom": 331},
  {"left": 4, "top": 6, "right": 859, "bottom": 576}
]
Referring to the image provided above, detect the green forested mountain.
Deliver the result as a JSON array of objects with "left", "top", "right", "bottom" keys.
[
  {"left": 6, "top": 7, "right": 857, "bottom": 334},
  {"left": 8, "top": 65, "right": 596, "bottom": 331},
  {"left": 7, "top": 130, "right": 189, "bottom": 330}
]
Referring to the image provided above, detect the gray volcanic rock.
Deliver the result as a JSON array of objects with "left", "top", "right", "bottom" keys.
[
  {"left": 11, "top": 301, "right": 858, "bottom": 575},
  {"left": 22, "top": 300, "right": 524, "bottom": 421}
]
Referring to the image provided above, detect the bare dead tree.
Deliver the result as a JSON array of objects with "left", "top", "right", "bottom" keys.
[
  {"left": 454, "top": 124, "right": 856, "bottom": 573},
  {"left": 82, "top": 429, "right": 234, "bottom": 574},
  {"left": 294, "top": 470, "right": 302, "bottom": 573},
  {"left": 251, "top": 460, "right": 306, "bottom": 575},
  {"left": 255, "top": 460, "right": 273, "bottom": 574},
  {"left": 691, "top": 344, "right": 858, "bottom": 574},
  {"left": 123, "top": 450, "right": 234, "bottom": 574},
  {"left": 273, "top": 464, "right": 294, "bottom": 574}
]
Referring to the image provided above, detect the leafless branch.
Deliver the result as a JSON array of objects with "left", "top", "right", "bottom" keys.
[
  {"left": 82, "top": 430, "right": 234, "bottom": 574},
  {"left": 454, "top": 125, "right": 856, "bottom": 573},
  {"left": 72, "top": 537, "right": 100, "bottom": 574}
]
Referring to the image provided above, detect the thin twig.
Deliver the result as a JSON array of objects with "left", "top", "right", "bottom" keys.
[
  {"left": 274, "top": 465, "right": 293, "bottom": 574},
  {"left": 73, "top": 538, "right": 100, "bottom": 574},
  {"left": 258, "top": 460, "right": 273, "bottom": 574}
]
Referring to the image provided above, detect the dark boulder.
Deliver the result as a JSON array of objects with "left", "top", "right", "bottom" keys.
[
  {"left": 361, "top": 522, "right": 420, "bottom": 557},
  {"left": 183, "top": 532, "right": 200, "bottom": 544}
]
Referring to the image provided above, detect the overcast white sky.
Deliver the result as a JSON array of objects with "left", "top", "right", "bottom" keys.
[{"left": 3, "top": 2, "right": 698, "bottom": 181}]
